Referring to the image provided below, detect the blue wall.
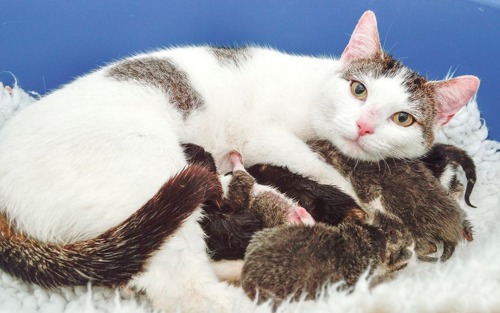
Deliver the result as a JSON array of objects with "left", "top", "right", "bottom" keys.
[{"left": 1, "top": 0, "right": 499, "bottom": 140}]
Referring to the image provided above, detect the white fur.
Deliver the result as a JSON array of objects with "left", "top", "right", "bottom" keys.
[
  {"left": 1, "top": 81, "right": 497, "bottom": 313},
  {"left": 439, "top": 164, "right": 456, "bottom": 191},
  {"left": 316, "top": 73, "right": 429, "bottom": 161},
  {"left": 0, "top": 14, "right": 477, "bottom": 312},
  {"left": 212, "top": 260, "right": 245, "bottom": 284}
]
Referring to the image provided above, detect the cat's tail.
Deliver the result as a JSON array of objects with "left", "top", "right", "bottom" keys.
[
  {"left": 0, "top": 164, "right": 222, "bottom": 289},
  {"left": 420, "top": 143, "right": 477, "bottom": 208}
]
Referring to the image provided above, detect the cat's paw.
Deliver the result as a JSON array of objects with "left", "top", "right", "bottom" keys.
[{"left": 370, "top": 212, "right": 414, "bottom": 272}]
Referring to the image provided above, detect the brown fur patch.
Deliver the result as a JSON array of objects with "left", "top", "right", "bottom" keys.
[
  {"left": 341, "top": 53, "right": 438, "bottom": 149},
  {"left": 310, "top": 140, "right": 472, "bottom": 261},
  {"left": 246, "top": 163, "right": 362, "bottom": 225},
  {"left": 0, "top": 214, "right": 15, "bottom": 239},
  {"left": 241, "top": 222, "right": 389, "bottom": 304},
  {"left": 211, "top": 46, "right": 249, "bottom": 66},
  {"left": 107, "top": 57, "right": 204, "bottom": 118}
]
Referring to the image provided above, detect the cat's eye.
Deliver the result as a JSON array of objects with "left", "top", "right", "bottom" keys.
[
  {"left": 391, "top": 112, "right": 415, "bottom": 127},
  {"left": 350, "top": 81, "right": 367, "bottom": 100}
]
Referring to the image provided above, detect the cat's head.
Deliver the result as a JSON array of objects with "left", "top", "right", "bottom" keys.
[{"left": 316, "top": 11, "right": 480, "bottom": 161}]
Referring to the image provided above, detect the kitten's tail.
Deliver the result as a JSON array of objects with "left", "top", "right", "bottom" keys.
[
  {"left": 420, "top": 143, "right": 477, "bottom": 208},
  {"left": 0, "top": 164, "right": 222, "bottom": 289}
]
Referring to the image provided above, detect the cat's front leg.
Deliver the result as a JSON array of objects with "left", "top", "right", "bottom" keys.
[{"left": 242, "top": 128, "right": 357, "bottom": 199}]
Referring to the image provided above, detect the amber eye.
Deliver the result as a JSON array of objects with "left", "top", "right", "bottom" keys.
[
  {"left": 391, "top": 112, "right": 415, "bottom": 127},
  {"left": 350, "top": 81, "right": 367, "bottom": 100}
]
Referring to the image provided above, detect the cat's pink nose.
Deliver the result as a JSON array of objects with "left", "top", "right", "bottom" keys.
[{"left": 357, "top": 121, "right": 374, "bottom": 136}]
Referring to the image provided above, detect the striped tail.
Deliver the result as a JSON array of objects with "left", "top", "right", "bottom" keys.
[{"left": 0, "top": 164, "right": 222, "bottom": 288}]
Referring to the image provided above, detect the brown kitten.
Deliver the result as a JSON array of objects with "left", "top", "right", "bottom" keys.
[
  {"left": 310, "top": 140, "right": 473, "bottom": 261},
  {"left": 227, "top": 151, "right": 314, "bottom": 226},
  {"left": 247, "top": 164, "right": 365, "bottom": 225},
  {"left": 241, "top": 212, "right": 413, "bottom": 304},
  {"left": 202, "top": 151, "right": 314, "bottom": 261}
]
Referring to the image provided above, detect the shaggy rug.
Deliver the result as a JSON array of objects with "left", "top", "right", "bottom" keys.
[{"left": 0, "top": 82, "right": 499, "bottom": 313}]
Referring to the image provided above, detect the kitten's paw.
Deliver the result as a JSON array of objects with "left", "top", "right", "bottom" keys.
[
  {"left": 415, "top": 238, "right": 457, "bottom": 262},
  {"left": 463, "top": 219, "right": 474, "bottom": 242},
  {"left": 288, "top": 206, "right": 315, "bottom": 225},
  {"left": 371, "top": 212, "right": 414, "bottom": 271},
  {"left": 382, "top": 228, "right": 414, "bottom": 271}
]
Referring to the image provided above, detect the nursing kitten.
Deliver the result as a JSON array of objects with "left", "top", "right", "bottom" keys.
[
  {"left": 0, "top": 11, "right": 479, "bottom": 312},
  {"left": 310, "top": 140, "right": 473, "bottom": 261},
  {"left": 186, "top": 144, "right": 363, "bottom": 261},
  {"left": 241, "top": 213, "right": 414, "bottom": 304},
  {"left": 0, "top": 144, "right": 313, "bottom": 288},
  {"left": 203, "top": 151, "right": 315, "bottom": 261},
  {"left": 247, "top": 164, "right": 365, "bottom": 225}
]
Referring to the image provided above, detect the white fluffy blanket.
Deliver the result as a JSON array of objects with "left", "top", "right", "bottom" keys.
[{"left": 0, "top": 83, "right": 499, "bottom": 313}]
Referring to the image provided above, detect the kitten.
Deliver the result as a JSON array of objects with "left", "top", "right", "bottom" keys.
[
  {"left": 241, "top": 213, "right": 414, "bottom": 304},
  {"left": 0, "top": 145, "right": 312, "bottom": 288},
  {"left": 310, "top": 140, "right": 473, "bottom": 261},
  {"left": 184, "top": 144, "right": 363, "bottom": 261},
  {"left": 205, "top": 142, "right": 476, "bottom": 263},
  {"left": 203, "top": 150, "right": 315, "bottom": 261},
  {"left": 246, "top": 164, "right": 365, "bottom": 225},
  {"left": 0, "top": 11, "right": 479, "bottom": 312}
]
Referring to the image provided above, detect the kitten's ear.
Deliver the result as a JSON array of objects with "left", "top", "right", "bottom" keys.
[
  {"left": 430, "top": 75, "right": 480, "bottom": 126},
  {"left": 340, "top": 11, "right": 383, "bottom": 65}
]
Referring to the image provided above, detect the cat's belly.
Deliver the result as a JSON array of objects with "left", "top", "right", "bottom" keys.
[{"left": 0, "top": 86, "right": 187, "bottom": 243}]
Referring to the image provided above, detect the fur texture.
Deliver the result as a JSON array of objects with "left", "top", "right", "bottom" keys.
[
  {"left": 0, "top": 165, "right": 222, "bottom": 288},
  {"left": 310, "top": 140, "right": 473, "bottom": 261},
  {"left": 241, "top": 215, "right": 413, "bottom": 304},
  {"left": 0, "top": 83, "right": 497, "bottom": 313},
  {"left": 0, "top": 11, "right": 480, "bottom": 313},
  {"left": 203, "top": 150, "right": 314, "bottom": 261},
  {"left": 419, "top": 143, "right": 477, "bottom": 207},
  {"left": 247, "top": 164, "right": 364, "bottom": 225}
]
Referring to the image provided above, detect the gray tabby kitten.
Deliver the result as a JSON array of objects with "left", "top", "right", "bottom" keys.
[
  {"left": 241, "top": 213, "right": 413, "bottom": 304},
  {"left": 309, "top": 140, "right": 474, "bottom": 261}
]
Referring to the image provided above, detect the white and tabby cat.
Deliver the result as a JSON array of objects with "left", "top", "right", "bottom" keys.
[{"left": 0, "top": 11, "right": 479, "bottom": 312}]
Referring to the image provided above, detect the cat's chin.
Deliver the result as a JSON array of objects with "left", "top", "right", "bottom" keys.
[
  {"left": 337, "top": 137, "right": 426, "bottom": 162},
  {"left": 336, "top": 138, "right": 388, "bottom": 162}
]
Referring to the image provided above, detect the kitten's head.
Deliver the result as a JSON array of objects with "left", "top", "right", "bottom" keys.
[{"left": 316, "top": 11, "right": 480, "bottom": 161}]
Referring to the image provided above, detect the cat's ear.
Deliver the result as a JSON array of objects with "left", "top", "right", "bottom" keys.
[
  {"left": 340, "top": 11, "right": 383, "bottom": 65},
  {"left": 429, "top": 75, "right": 480, "bottom": 126}
]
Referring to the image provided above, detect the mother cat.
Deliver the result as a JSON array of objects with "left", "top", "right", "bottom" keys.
[{"left": 0, "top": 11, "right": 478, "bottom": 312}]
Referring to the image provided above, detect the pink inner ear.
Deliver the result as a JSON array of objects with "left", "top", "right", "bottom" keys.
[
  {"left": 433, "top": 75, "right": 480, "bottom": 125},
  {"left": 340, "top": 11, "right": 382, "bottom": 64}
]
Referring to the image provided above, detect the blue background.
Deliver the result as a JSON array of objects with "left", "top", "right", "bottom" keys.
[{"left": 0, "top": 0, "right": 499, "bottom": 140}]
